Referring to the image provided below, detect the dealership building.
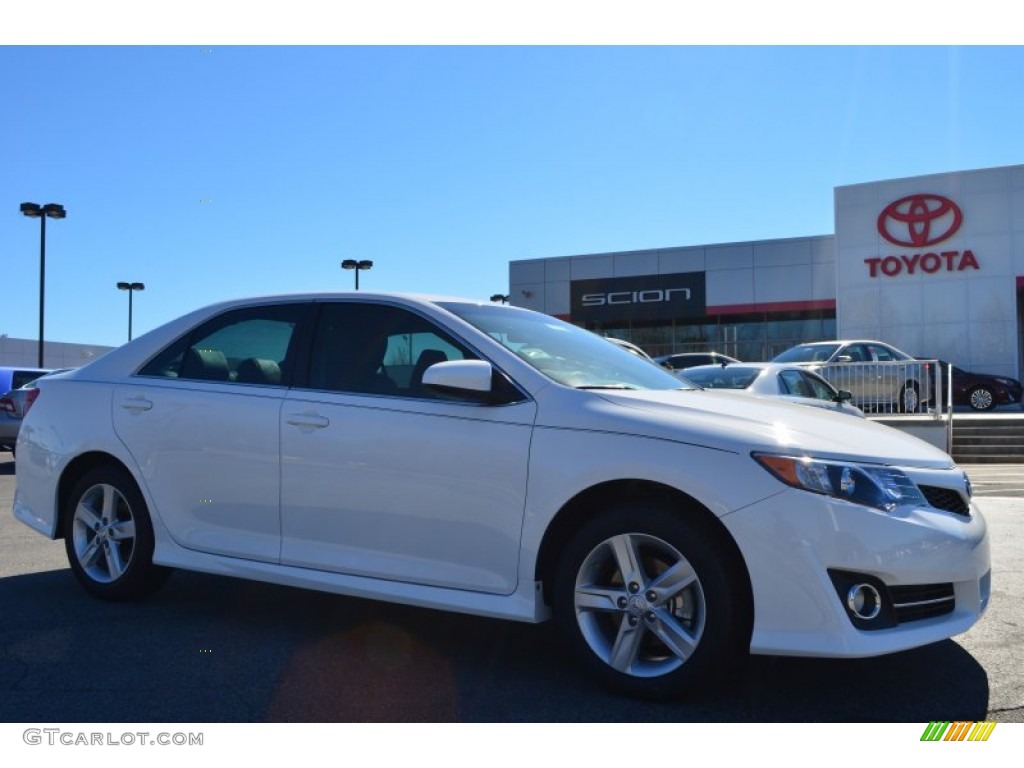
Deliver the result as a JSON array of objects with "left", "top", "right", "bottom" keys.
[{"left": 509, "top": 163, "right": 1024, "bottom": 381}]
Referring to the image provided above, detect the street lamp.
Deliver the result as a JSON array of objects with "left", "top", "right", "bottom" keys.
[
  {"left": 116, "top": 282, "right": 145, "bottom": 341},
  {"left": 490, "top": 294, "right": 510, "bottom": 304},
  {"left": 341, "top": 259, "right": 373, "bottom": 290},
  {"left": 20, "top": 202, "right": 66, "bottom": 367}
]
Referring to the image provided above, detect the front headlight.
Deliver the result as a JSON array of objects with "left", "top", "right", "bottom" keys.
[{"left": 752, "top": 453, "right": 927, "bottom": 512}]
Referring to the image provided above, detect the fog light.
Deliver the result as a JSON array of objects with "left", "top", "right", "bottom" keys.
[{"left": 847, "top": 583, "right": 882, "bottom": 620}]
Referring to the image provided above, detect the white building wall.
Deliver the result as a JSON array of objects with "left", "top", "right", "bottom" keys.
[
  {"left": 510, "top": 236, "right": 833, "bottom": 317},
  {"left": 835, "top": 164, "right": 1024, "bottom": 379},
  {"left": 0, "top": 337, "right": 115, "bottom": 369}
]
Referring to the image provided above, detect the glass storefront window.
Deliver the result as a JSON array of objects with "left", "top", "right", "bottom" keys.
[{"left": 583, "top": 310, "right": 836, "bottom": 361}]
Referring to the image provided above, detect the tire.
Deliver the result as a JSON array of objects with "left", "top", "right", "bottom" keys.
[
  {"left": 63, "top": 465, "right": 169, "bottom": 601},
  {"left": 898, "top": 382, "right": 921, "bottom": 413},
  {"left": 968, "top": 385, "right": 996, "bottom": 411},
  {"left": 553, "top": 502, "right": 748, "bottom": 699}
]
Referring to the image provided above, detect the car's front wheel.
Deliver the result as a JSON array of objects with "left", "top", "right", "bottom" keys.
[
  {"left": 553, "top": 502, "right": 748, "bottom": 699},
  {"left": 63, "top": 465, "right": 169, "bottom": 601},
  {"left": 968, "top": 385, "right": 996, "bottom": 411}
]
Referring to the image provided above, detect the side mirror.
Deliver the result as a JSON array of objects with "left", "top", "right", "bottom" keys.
[
  {"left": 423, "top": 360, "right": 493, "bottom": 393},
  {"left": 422, "top": 360, "right": 520, "bottom": 405},
  {"left": 836, "top": 355, "right": 853, "bottom": 363},
  {"left": 834, "top": 389, "right": 853, "bottom": 403}
]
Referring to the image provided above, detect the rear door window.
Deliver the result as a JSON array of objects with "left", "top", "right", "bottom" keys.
[{"left": 138, "top": 304, "right": 309, "bottom": 386}]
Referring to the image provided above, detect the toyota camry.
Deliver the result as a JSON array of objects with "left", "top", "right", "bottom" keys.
[{"left": 13, "top": 293, "right": 991, "bottom": 698}]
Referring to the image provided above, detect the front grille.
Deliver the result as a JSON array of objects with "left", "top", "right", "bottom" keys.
[
  {"left": 890, "top": 582, "right": 955, "bottom": 623},
  {"left": 919, "top": 484, "right": 970, "bottom": 517}
]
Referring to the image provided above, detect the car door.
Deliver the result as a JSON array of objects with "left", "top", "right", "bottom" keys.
[
  {"left": 831, "top": 342, "right": 875, "bottom": 406},
  {"left": 112, "top": 303, "right": 310, "bottom": 562},
  {"left": 280, "top": 300, "right": 536, "bottom": 595},
  {"left": 865, "top": 342, "right": 900, "bottom": 405}
]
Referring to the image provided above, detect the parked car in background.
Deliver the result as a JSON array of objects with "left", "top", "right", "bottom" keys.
[
  {"left": 654, "top": 352, "right": 740, "bottom": 371},
  {"left": 0, "top": 367, "right": 56, "bottom": 454},
  {"left": 0, "top": 366, "right": 51, "bottom": 396},
  {"left": 932, "top": 361, "right": 1023, "bottom": 411},
  {"left": 605, "top": 337, "right": 656, "bottom": 361},
  {"left": 681, "top": 362, "right": 864, "bottom": 418},
  {"left": 772, "top": 340, "right": 932, "bottom": 413},
  {"left": 13, "top": 293, "right": 989, "bottom": 699}
]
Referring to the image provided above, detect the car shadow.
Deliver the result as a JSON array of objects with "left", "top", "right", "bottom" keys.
[{"left": 0, "top": 568, "right": 990, "bottom": 723}]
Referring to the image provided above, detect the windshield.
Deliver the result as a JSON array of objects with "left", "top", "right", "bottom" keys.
[
  {"left": 682, "top": 366, "right": 761, "bottom": 389},
  {"left": 772, "top": 343, "right": 840, "bottom": 363},
  {"left": 440, "top": 303, "right": 692, "bottom": 391}
]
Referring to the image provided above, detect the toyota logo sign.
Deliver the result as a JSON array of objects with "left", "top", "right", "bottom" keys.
[{"left": 877, "top": 194, "right": 963, "bottom": 247}]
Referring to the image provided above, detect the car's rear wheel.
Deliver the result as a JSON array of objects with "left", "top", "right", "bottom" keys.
[
  {"left": 898, "top": 382, "right": 921, "bottom": 413},
  {"left": 968, "top": 385, "right": 996, "bottom": 411},
  {"left": 63, "top": 465, "right": 169, "bottom": 601},
  {"left": 553, "top": 502, "right": 747, "bottom": 699}
]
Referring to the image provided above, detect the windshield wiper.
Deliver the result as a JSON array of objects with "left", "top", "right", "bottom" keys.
[{"left": 575, "top": 384, "right": 639, "bottom": 390}]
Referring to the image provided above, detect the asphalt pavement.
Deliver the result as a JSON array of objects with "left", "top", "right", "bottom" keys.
[{"left": 1, "top": 454, "right": 1021, "bottom": 722}]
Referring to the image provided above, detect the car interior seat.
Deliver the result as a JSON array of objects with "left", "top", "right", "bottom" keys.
[{"left": 181, "top": 348, "right": 230, "bottom": 381}]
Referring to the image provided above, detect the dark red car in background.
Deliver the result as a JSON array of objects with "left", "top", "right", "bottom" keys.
[{"left": 934, "top": 361, "right": 1023, "bottom": 411}]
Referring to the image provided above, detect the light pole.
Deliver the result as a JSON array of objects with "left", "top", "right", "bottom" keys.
[
  {"left": 20, "top": 202, "right": 66, "bottom": 367},
  {"left": 490, "top": 294, "right": 510, "bottom": 304},
  {"left": 341, "top": 259, "right": 373, "bottom": 290},
  {"left": 117, "top": 282, "right": 145, "bottom": 341}
]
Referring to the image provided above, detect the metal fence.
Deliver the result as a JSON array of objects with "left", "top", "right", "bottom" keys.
[
  {"left": 813, "top": 359, "right": 943, "bottom": 415},
  {"left": 814, "top": 360, "right": 956, "bottom": 451}
]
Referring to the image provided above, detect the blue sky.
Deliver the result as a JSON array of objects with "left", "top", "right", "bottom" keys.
[{"left": 3, "top": 39, "right": 1022, "bottom": 347}]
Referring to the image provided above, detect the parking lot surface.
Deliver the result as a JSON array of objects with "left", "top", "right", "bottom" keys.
[
  {"left": 1, "top": 454, "right": 1021, "bottom": 722},
  {"left": 964, "top": 464, "right": 1024, "bottom": 498}
]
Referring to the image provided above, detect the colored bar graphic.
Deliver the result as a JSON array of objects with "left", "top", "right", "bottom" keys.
[
  {"left": 969, "top": 722, "right": 997, "bottom": 741},
  {"left": 945, "top": 721, "right": 971, "bottom": 740},
  {"left": 920, "top": 721, "right": 996, "bottom": 742}
]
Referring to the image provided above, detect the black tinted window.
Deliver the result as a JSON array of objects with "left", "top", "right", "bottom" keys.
[
  {"left": 307, "top": 303, "right": 476, "bottom": 398},
  {"left": 12, "top": 370, "right": 48, "bottom": 389},
  {"left": 139, "top": 304, "right": 307, "bottom": 385}
]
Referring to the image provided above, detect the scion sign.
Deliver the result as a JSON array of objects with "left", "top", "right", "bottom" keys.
[{"left": 571, "top": 272, "right": 706, "bottom": 322}]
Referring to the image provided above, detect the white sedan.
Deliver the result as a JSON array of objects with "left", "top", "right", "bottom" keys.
[
  {"left": 13, "top": 293, "right": 989, "bottom": 699},
  {"left": 680, "top": 362, "right": 866, "bottom": 417}
]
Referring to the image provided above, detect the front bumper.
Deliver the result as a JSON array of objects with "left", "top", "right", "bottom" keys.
[
  {"left": 722, "top": 483, "right": 990, "bottom": 658},
  {"left": 997, "top": 388, "right": 1022, "bottom": 406}
]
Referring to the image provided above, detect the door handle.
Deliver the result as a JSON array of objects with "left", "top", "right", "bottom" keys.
[
  {"left": 286, "top": 413, "right": 330, "bottom": 429},
  {"left": 119, "top": 398, "right": 153, "bottom": 412}
]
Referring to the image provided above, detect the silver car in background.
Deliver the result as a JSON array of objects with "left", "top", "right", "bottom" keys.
[
  {"left": 772, "top": 340, "right": 933, "bottom": 413},
  {"left": 0, "top": 369, "right": 69, "bottom": 456}
]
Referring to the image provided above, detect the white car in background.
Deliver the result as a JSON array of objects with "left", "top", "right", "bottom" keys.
[
  {"left": 13, "top": 293, "right": 989, "bottom": 699},
  {"left": 681, "top": 362, "right": 865, "bottom": 418}
]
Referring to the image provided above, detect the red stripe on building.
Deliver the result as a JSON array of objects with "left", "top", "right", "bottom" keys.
[{"left": 705, "top": 299, "right": 836, "bottom": 316}]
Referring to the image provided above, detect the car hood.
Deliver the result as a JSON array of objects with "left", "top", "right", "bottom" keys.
[{"left": 568, "top": 388, "right": 953, "bottom": 468}]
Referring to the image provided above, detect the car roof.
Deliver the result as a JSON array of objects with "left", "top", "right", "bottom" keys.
[
  {"left": 684, "top": 362, "right": 776, "bottom": 372},
  {"left": 790, "top": 339, "right": 895, "bottom": 347}
]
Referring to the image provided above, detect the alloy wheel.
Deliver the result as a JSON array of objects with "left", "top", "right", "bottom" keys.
[
  {"left": 969, "top": 387, "right": 994, "bottom": 411},
  {"left": 71, "top": 483, "right": 138, "bottom": 584},
  {"left": 573, "top": 532, "right": 706, "bottom": 678}
]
